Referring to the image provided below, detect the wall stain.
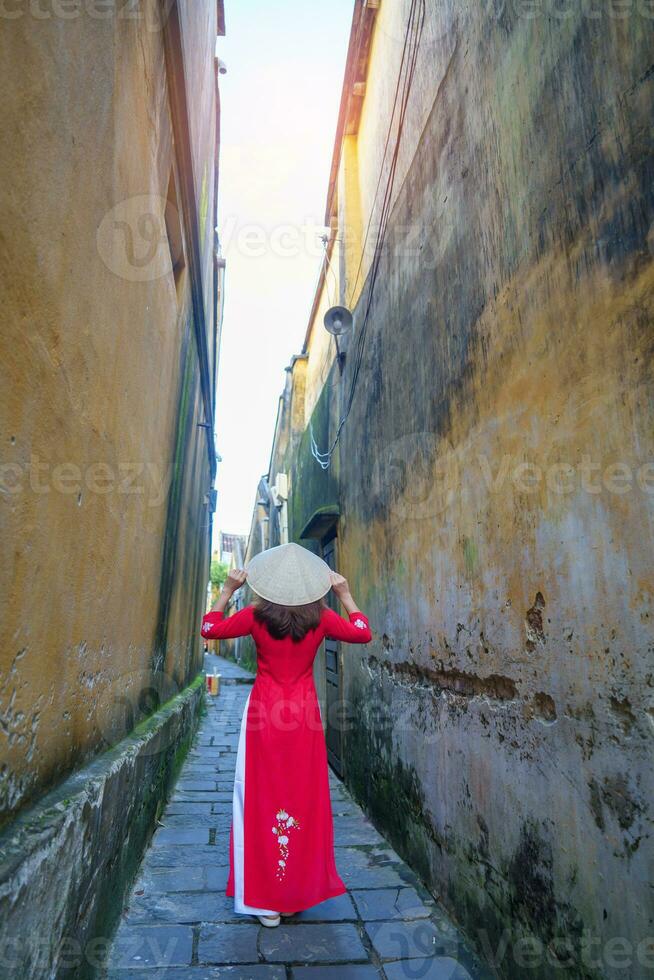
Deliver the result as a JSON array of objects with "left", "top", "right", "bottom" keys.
[
  {"left": 588, "top": 777, "right": 605, "bottom": 831},
  {"left": 525, "top": 592, "right": 546, "bottom": 652},
  {"left": 532, "top": 691, "right": 557, "bottom": 723},
  {"left": 609, "top": 695, "right": 636, "bottom": 736},
  {"left": 507, "top": 821, "right": 558, "bottom": 941},
  {"left": 368, "top": 654, "right": 518, "bottom": 701},
  {"left": 600, "top": 773, "right": 641, "bottom": 833}
]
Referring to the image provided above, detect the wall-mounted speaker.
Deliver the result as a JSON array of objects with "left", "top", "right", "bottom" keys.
[{"left": 323, "top": 305, "right": 353, "bottom": 336}]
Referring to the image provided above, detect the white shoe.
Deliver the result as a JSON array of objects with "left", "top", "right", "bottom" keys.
[{"left": 257, "top": 914, "right": 280, "bottom": 927}]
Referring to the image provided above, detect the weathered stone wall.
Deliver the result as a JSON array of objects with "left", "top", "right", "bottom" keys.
[
  {"left": 331, "top": 4, "right": 653, "bottom": 977},
  {"left": 0, "top": 1, "right": 220, "bottom": 830},
  {"left": 0, "top": 676, "right": 204, "bottom": 980}
]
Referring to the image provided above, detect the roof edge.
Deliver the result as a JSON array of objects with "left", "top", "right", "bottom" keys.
[{"left": 323, "top": 0, "right": 379, "bottom": 225}]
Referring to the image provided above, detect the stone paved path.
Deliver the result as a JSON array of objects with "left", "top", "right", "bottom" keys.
[{"left": 104, "top": 658, "right": 491, "bottom": 979}]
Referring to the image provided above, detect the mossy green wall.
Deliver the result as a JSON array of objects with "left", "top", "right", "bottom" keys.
[{"left": 259, "top": 5, "right": 654, "bottom": 977}]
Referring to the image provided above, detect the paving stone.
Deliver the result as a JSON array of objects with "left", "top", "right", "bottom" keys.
[
  {"left": 165, "top": 801, "right": 214, "bottom": 815},
  {"left": 204, "top": 654, "right": 254, "bottom": 681},
  {"left": 334, "top": 848, "right": 407, "bottom": 889},
  {"left": 206, "top": 865, "right": 229, "bottom": 890},
  {"left": 332, "top": 816, "right": 385, "bottom": 846},
  {"left": 135, "top": 866, "right": 207, "bottom": 893},
  {"left": 330, "top": 799, "right": 367, "bottom": 817},
  {"left": 124, "top": 889, "right": 239, "bottom": 924},
  {"left": 364, "top": 919, "right": 450, "bottom": 961},
  {"left": 108, "top": 924, "right": 193, "bottom": 968},
  {"left": 350, "top": 888, "right": 431, "bottom": 921},
  {"left": 424, "top": 912, "right": 470, "bottom": 952},
  {"left": 106, "top": 663, "right": 489, "bottom": 979},
  {"left": 292, "top": 967, "right": 381, "bottom": 979},
  {"left": 290, "top": 893, "right": 357, "bottom": 921},
  {"left": 146, "top": 845, "right": 229, "bottom": 869},
  {"left": 163, "top": 813, "right": 232, "bottom": 829},
  {"left": 106, "top": 967, "right": 285, "bottom": 979},
  {"left": 197, "top": 923, "right": 260, "bottom": 964},
  {"left": 176, "top": 780, "right": 218, "bottom": 792},
  {"left": 382, "top": 958, "right": 474, "bottom": 980},
  {"left": 153, "top": 828, "right": 211, "bottom": 846},
  {"left": 171, "top": 793, "right": 232, "bottom": 803},
  {"left": 186, "top": 757, "right": 214, "bottom": 763},
  {"left": 212, "top": 833, "right": 231, "bottom": 852},
  {"left": 178, "top": 770, "right": 221, "bottom": 779},
  {"left": 370, "top": 844, "right": 405, "bottom": 863},
  {"left": 260, "top": 923, "right": 368, "bottom": 963}
]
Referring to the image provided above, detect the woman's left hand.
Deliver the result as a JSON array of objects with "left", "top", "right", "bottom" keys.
[
  {"left": 329, "top": 571, "right": 351, "bottom": 600},
  {"left": 224, "top": 568, "right": 247, "bottom": 595}
]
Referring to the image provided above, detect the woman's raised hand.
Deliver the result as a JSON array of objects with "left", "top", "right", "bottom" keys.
[
  {"left": 329, "top": 571, "right": 351, "bottom": 600},
  {"left": 224, "top": 568, "right": 248, "bottom": 594},
  {"left": 330, "top": 571, "right": 362, "bottom": 614}
]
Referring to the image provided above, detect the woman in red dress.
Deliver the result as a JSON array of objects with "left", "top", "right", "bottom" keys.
[{"left": 200, "top": 542, "right": 372, "bottom": 927}]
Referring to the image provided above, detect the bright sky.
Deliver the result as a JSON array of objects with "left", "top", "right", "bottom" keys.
[{"left": 213, "top": 0, "right": 353, "bottom": 542}]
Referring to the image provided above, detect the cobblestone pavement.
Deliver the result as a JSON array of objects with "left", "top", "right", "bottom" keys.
[{"left": 104, "top": 659, "right": 492, "bottom": 979}]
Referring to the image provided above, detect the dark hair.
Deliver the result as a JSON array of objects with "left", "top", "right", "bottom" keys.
[{"left": 252, "top": 596, "right": 326, "bottom": 642}]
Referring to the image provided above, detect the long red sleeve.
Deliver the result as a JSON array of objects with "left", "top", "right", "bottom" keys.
[
  {"left": 321, "top": 607, "right": 372, "bottom": 644},
  {"left": 201, "top": 605, "right": 255, "bottom": 640}
]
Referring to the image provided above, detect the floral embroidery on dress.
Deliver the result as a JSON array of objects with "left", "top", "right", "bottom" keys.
[
  {"left": 272, "top": 808, "right": 300, "bottom": 880},
  {"left": 353, "top": 618, "right": 367, "bottom": 629}
]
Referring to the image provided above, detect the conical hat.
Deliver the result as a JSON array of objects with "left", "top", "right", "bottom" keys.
[{"left": 246, "top": 542, "right": 332, "bottom": 606}]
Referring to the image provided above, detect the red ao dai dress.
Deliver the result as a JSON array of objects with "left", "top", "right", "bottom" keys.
[{"left": 200, "top": 604, "right": 372, "bottom": 914}]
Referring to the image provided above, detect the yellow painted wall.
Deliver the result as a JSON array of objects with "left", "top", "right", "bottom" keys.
[
  {"left": 0, "top": 7, "right": 218, "bottom": 826},
  {"left": 257, "top": 2, "right": 654, "bottom": 973}
]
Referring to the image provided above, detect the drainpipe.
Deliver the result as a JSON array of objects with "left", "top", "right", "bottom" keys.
[
  {"left": 271, "top": 473, "right": 289, "bottom": 545},
  {"left": 256, "top": 476, "right": 271, "bottom": 551}
]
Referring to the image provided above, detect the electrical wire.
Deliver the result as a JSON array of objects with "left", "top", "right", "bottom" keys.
[
  {"left": 346, "top": 5, "right": 417, "bottom": 312},
  {"left": 311, "top": 0, "right": 426, "bottom": 470},
  {"left": 322, "top": 233, "right": 339, "bottom": 309}
]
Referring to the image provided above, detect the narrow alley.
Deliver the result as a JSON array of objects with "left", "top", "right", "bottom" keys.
[
  {"left": 105, "top": 660, "right": 490, "bottom": 980},
  {"left": 1, "top": 1, "right": 653, "bottom": 979}
]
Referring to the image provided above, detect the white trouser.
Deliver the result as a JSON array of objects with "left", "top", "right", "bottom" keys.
[{"left": 232, "top": 690, "right": 278, "bottom": 916}]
